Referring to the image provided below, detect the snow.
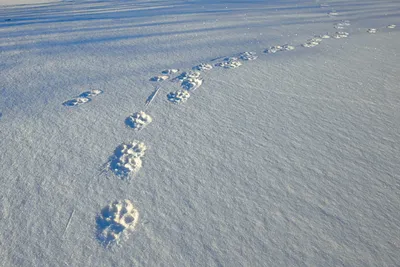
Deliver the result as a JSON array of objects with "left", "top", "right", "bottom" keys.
[
  {"left": 0, "top": 0, "right": 58, "bottom": 6},
  {"left": 1, "top": 0, "right": 400, "bottom": 266}
]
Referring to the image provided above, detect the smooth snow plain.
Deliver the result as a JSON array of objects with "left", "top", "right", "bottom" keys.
[{"left": 0, "top": 0, "right": 399, "bottom": 266}]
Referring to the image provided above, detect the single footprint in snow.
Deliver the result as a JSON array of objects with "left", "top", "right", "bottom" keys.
[
  {"left": 302, "top": 42, "right": 319, "bottom": 48},
  {"left": 125, "top": 111, "right": 152, "bottom": 130},
  {"left": 62, "top": 97, "right": 91, "bottom": 107},
  {"left": 181, "top": 77, "right": 203, "bottom": 91},
  {"left": 319, "top": 34, "right": 331, "bottom": 39},
  {"left": 302, "top": 37, "right": 323, "bottom": 48},
  {"left": 331, "top": 31, "right": 349, "bottom": 39},
  {"left": 264, "top": 45, "right": 295, "bottom": 53},
  {"left": 150, "top": 75, "right": 169, "bottom": 82},
  {"left": 334, "top": 20, "right": 350, "bottom": 29},
  {"left": 96, "top": 200, "right": 139, "bottom": 247},
  {"left": 192, "top": 63, "right": 213, "bottom": 71},
  {"left": 172, "top": 71, "right": 201, "bottom": 82},
  {"left": 265, "top": 45, "right": 283, "bottom": 53},
  {"left": 63, "top": 89, "right": 103, "bottom": 107},
  {"left": 387, "top": 24, "right": 396, "bottom": 29},
  {"left": 239, "top": 52, "right": 258, "bottom": 60},
  {"left": 215, "top": 57, "right": 242, "bottom": 69},
  {"left": 108, "top": 141, "right": 147, "bottom": 179},
  {"left": 167, "top": 90, "right": 190, "bottom": 104},
  {"left": 79, "top": 89, "right": 103, "bottom": 98},
  {"left": 161, "top": 69, "right": 179, "bottom": 75},
  {"left": 367, "top": 28, "right": 377, "bottom": 34}
]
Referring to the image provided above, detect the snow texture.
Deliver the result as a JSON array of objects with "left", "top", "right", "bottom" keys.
[{"left": 1, "top": 0, "right": 400, "bottom": 266}]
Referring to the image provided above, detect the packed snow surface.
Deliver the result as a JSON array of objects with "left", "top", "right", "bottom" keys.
[{"left": 0, "top": 0, "right": 400, "bottom": 266}]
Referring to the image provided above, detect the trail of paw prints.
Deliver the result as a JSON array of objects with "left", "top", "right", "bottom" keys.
[
  {"left": 62, "top": 89, "right": 103, "bottom": 107},
  {"left": 301, "top": 30, "right": 350, "bottom": 48},
  {"left": 366, "top": 24, "right": 397, "bottom": 34},
  {"left": 107, "top": 141, "right": 147, "bottom": 180},
  {"left": 96, "top": 200, "right": 139, "bottom": 248}
]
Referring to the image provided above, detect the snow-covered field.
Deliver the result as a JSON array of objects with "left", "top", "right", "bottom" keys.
[{"left": 1, "top": 0, "right": 399, "bottom": 266}]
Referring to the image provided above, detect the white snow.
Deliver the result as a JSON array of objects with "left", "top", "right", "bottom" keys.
[
  {"left": 0, "top": 0, "right": 58, "bottom": 5},
  {"left": 1, "top": 0, "right": 400, "bottom": 266}
]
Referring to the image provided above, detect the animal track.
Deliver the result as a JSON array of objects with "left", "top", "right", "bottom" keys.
[
  {"left": 319, "top": 34, "right": 331, "bottom": 39},
  {"left": 150, "top": 75, "right": 169, "bottom": 82},
  {"left": 108, "top": 141, "right": 147, "bottom": 179},
  {"left": 167, "top": 90, "right": 190, "bottom": 104},
  {"left": 78, "top": 89, "right": 103, "bottom": 98},
  {"left": 264, "top": 46, "right": 282, "bottom": 53},
  {"left": 302, "top": 37, "right": 323, "bottom": 48},
  {"left": 161, "top": 69, "right": 179, "bottom": 75},
  {"left": 215, "top": 57, "right": 242, "bottom": 69},
  {"left": 239, "top": 52, "right": 258, "bottom": 60},
  {"left": 172, "top": 71, "right": 201, "bottom": 82},
  {"left": 96, "top": 200, "right": 139, "bottom": 247},
  {"left": 332, "top": 31, "right": 349, "bottom": 38},
  {"left": 192, "top": 63, "right": 213, "bottom": 71},
  {"left": 62, "top": 97, "right": 91, "bottom": 106},
  {"left": 264, "top": 45, "right": 295, "bottom": 53},
  {"left": 334, "top": 20, "right": 350, "bottom": 29},
  {"left": 63, "top": 89, "right": 103, "bottom": 107},
  {"left": 125, "top": 111, "right": 152, "bottom": 130},
  {"left": 89, "top": 7, "right": 388, "bottom": 249},
  {"left": 181, "top": 77, "right": 203, "bottom": 91}
]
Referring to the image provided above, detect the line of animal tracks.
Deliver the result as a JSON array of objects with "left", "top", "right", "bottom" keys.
[{"left": 60, "top": 4, "right": 397, "bottom": 248}]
